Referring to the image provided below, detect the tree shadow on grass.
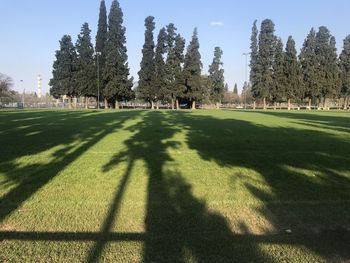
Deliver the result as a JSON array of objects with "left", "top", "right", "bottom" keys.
[
  {"left": 0, "top": 110, "right": 141, "bottom": 223},
  {"left": 1, "top": 110, "right": 350, "bottom": 262},
  {"left": 178, "top": 111, "right": 350, "bottom": 261},
  {"left": 90, "top": 111, "right": 276, "bottom": 263}
]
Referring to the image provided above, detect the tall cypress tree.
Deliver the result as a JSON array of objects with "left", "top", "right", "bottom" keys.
[
  {"left": 257, "top": 19, "right": 276, "bottom": 109},
  {"left": 167, "top": 33, "right": 186, "bottom": 110},
  {"left": 300, "top": 28, "right": 318, "bottom": 108},
  {"left": 284, "top": 36, "right": 303, "bottom": 109},
  {"left": 271, "top": 37, "right": 285, "bottom": 107},
  {"left": 103, "top": 0, "right": 134, "bottom": 109},
  {"left": 154, "top": 27, "right": 167, "bottom": 108},
  {"left": 315, "top": 27, "right": 340, "bottom": 108},
  {"left": 183, "top": 28, "right": 203, "bottom": 109},
  {"left": 250, "top": 20, "right": 259, "bottom": 107},
  {"left": 138, "top": 16, "right": 156, "bottom": 108},
  {"left": 95, "top": 0, "right": 108, "bottom": 105},
  {"left": 49, "top": 35, "right": 77, "bottom": 107},
  {"left": 233, "top": 84, "right": 238, "bottom": 94},
  {"left": 171, "top": 34, "right": 186, "bottom": 110},
  {"left": 96, "top": 0, "right": 108, "bottom": 54},
  {"left": 208, "top": 47, "right": 225, "bottom": 108},
  {"left": 340, "top": 35, "right": 350, "bottom": 109},
  {"left": 164, "top": 23, "right": 178, "bottom": 109},
  {"left": 329, "top": 37, "right": 342, "bottom": 103},
  {"left": 75, "top": 23, "right": 96, "bottom": 106}
]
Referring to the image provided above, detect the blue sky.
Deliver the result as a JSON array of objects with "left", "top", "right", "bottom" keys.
[{"left": 1, "top": 0, "right": 350, "bottom": 94}]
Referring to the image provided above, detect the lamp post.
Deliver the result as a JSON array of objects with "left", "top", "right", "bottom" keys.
[
  {"left": 20, "top": 80, "right": 25, "bottom": 107},
  {"left": 242, "top": 53, "right": 250, "bottom": 110},
  {"left": 95, "top": 52, "right": 101, "bottom": 109}
]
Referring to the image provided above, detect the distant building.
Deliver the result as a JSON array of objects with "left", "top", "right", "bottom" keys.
[{"left": 37, "top": 75, "right": 42, "bottom": 99}]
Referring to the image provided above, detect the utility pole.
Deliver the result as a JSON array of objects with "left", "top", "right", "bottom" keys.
[{"left": 242, "top": 53, "right": 250, "bottom": 110}]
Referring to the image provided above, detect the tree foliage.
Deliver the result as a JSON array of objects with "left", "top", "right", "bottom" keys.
[
  {"left": 233, "top": 84, "right": 238, "bottom": 95},
  {"left": 271, "top": 38, "right": 285, "bottom": 103},
  {"left": 208, "top": 47, "right": 225, "bottom": 104},
  {"left": 0, "top": 73, "right": 13, "bottom": 98},
  {"left": 164, "top": 23, "right": 179, "bottom": 103},
  {"left": 315, "top": 27, "right": 340, "bottom": 102},
  {"left": 340, "top": 35, "right": 350, "bottom": 98},
  {"left": 138, "top": 16, "right": 156, "bottom": 103},
  {"left": 300, "top": 28, "right": 318, "bottom": 101},
  {"left": 183, "top": 28, "right": 203, "bottom": 107},
  {"left": 250, "top": 20, "right": 259, "bottom": 99},
  {"left": 283, "top": 36, "right": 303, "bottom": 102},
  {"left": 256, "top": 19, "right": 276, "bottom": 105},
  {"left": 154, "top": 28, "right": 167, "bottom": 101},
  {"left": 95, "top": 0, "right": 108, "bottom": 96},
  {"left": 103, "top": 0, "right": 134, "bottom": 104},
  {"left": 75, "top": 23, "right": 96, "bottom": 98},
  {"left": 95, "top": 0, "right": 108, "bottom": 55},
  {"left": 49, "top": 35, "right": 77, "bottom": 99},
  {"left": 166, "top": 32, "right": 186, "bottom": 108}
]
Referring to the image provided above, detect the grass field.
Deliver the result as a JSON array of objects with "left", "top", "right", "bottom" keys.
[{"left": 0, "top": 109, "right": 350, "bottom": 262}]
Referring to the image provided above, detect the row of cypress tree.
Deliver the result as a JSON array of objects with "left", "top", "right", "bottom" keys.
[
  {"left": 137, "top": 18, "right": 225, "bottom": 110},
  {"left": 50, "top": 0, "right": 133, "bottom": 109},
  {"left": 250, "top": 19, "right": 350, "bottom": 110},
  {"left": 50, "top": 0, "right": 226, "bottom": 109}
]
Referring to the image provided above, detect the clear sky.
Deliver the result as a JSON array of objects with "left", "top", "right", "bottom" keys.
[{"left": 1, "top": 0, "right": 350, "bottom": 94}]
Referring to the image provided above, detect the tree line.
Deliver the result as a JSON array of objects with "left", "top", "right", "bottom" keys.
[
  {"left": 49, "top": 0, "right": 225, "bottom": 109},
  {"left": 50, "top": 0, "right": 133, "bottom": 109},
  {"left": 50, "top": 2, "right": 350, "bottom": 110},
  {"left": 250, "top": 19, "right": 350, "bottom": 110}
]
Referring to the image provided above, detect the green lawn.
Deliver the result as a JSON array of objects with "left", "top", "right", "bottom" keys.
[{"left": 0, "top": 109, "right": 350, "bottom": 262}]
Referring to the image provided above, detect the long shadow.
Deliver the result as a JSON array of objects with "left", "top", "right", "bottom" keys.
[
  {"left": 0, "top": 110, "right": 140, "bottom": 223},
  {"left": 97, "top": 111, "right": 275, "bottom": 262},
  {"left": 178, "top": 111, "right": 350, "bottom": 261},
  {"left": 1, "top": 110, "right": 350, "bottom": 262},
  {"left": 85, "top": 111, "right": 181, "bottom": 262},
  {"left": 86, "top": 159, "right": 135, "bottom": 263}
]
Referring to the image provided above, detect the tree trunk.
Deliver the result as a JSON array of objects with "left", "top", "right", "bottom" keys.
[
  {"left": 323, "top": 98, "right": 327, "bottom": 110},
  {"left": 263, "top": 98, "right": 267, "bottom": 110},
  {"left": 216, "top": 102, "right": 220, "bottom": 109},
  {"left": 253, "top": 101, "right": 256, "bottom": 110},
  {"left": 151, "top": 101, "right": 155, "bottom": 110},
  {"left": 68, "top": 97, "right": 72, "bottom": 109},
  {"left": 74, "top": 97, "right": 77, "bottom": 109},
  {"left": 192, "top": 100, "right": 196, "bottom": 110},
  {"left": 273, "top": 102, "right": 277, "bottom": 110},
  {"left": 171, "top": 97, "right": 175, "bottom": 110},
  {"left": 308, "top": 98, "right": 312, "bottom": 110},
  {"left": 85, "top": 96, "right": 88, "bottom": 109},
  {"left": 344, "top": 97, "right": 348, "bottom": 110},
  {"left": 156, "top": 101, "right": 160, "bottom": 110},
  {"left": 104, "top": 98, "right": 108, "bottom": 110},
  {"left": 115, "top": 100, "right": 119, "bottom": 110},
  {"left": 287, "top": 99, "right": 291, "bottom": 111},
  {"left": 176, "top": 99, "right": 179, "bottom": 110}
]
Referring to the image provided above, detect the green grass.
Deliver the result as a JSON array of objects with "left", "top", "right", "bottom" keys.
[{"left": 0, "top": 109, "right": 350, "bottom": 262}]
